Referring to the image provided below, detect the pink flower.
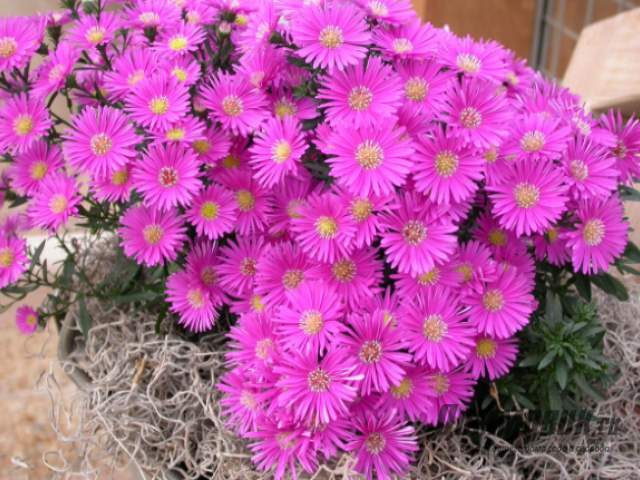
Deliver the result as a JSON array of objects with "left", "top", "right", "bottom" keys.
[
  {"left": 502, "top": 113, "right": 571, "bottom": 162},
  {"left": 563, "top": 137, "right": 618, "bottom": 200},
  {"left": 15, "top": 305, "right": 38, "bottom": 335},
  {"left": 218, "top": 369, "right": 263, "bottom": 435},
  {"left": 0, "top": 94, "right": 51, "bottom": 154},
  {"left": 373, "top": 18, "right": 439, "bottom": 60},
  {"left": 422, "top": 370, "right": 475, "bottom": 425},
  {"left": 218, "top": 169, "right": 271, "bottom": 236},
  {"left": 439, "top": 35, "right": 509, "bottom": 83},
  {"left": 533, "top": 226, "right": 571, "bottom": 266},
  {"left": 353, "top": 0, "right": 416, "bottom": 25},
  {"left": 0, "top": 235, "right": 28, "bottom": 289},
  {"left": 377, "top": 366, "right": 432, "bottom": 421},
  {"left": 124, "top": 0, "right": 182, "bottom": 30},
  {"left": 226, "top": 313, "right": 279, "bottom": 372},
  {"left": 92, "top": 164, "right": 134, "bottom": 203},
  {"left": 154, "top": 21, "right": 205, "bottom": 58},
  {"left": 166, "top": 269, "right": 220, "bottom": 332},
  {"left": 218, "top": 236, "right": 264, "bottom": 297},
  {"left": 32, "top": 42, "right": 79, "bottom": 99},
  {"left": 191, "top": 126, "right": 232, "bottom": 166},
  {"left": 0, "top": 16, "right": 45, "bottom": 71},
  {"left": 125, "top": 74, "right": 190, "bottom": 131},
  {"left": 66, "top": 12, "right": 121, "bottom": 50},
  {"left": 103, "top": 47, "right": 159, "bottom": 102},
  {"left": 396, "top": 59, "right": 453, "bottom": 117},
  {"left": 265, "top": 174, "right": 313, "bottom": 236},
  {"left": 185, "top": 185, "right": 237, "bottom": 240},
  {"left": 467, "top": 335, "right": 519, "bottom": 380},
  {"left": 599, "top": 110, "right": 640, "bottom": 183},
  {"left": 27, "top": 174, "right": 81, "bottom": 231},
  {"left": 8, "top": 141, "right": 64, "bottom": 196},
  {"left": 338, "top": 189, "right": 392, "bottom": 248}
]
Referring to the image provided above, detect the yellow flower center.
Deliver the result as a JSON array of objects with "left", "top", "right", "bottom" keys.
[
  {"left": 583, "top": 219, "right": 605, "bottom": 246},
  {"left": 488, "top": 228, "right": 507, "bottom": 246},
  {"left": 456, "top": 262, "right": 473, "bottom": 282},
  {"left": 90, "top": 133, "right": 113, "bottom": 156},
  {"left": 193, "top": 139, "right": 210, "bottom": 154},
  {"left": 275, "top": 432, "right": 297, "bottom": 450},
  {"left": 222, "top": 95, "right": 243, "bottom": 117},
  {"left": 307, "top": 367, "right": 331, "bottom": 392},
  {"left": 355, "top": 140, "right": 384, "bottom": 170},
  {"left": 418, "top": 267, "right": 440, "bottom": 285},
  {"left": 359, "top": 340, "right": 382, "bottom": 363},
  {"left": 520, "top": 130, "right": 546, "bottom": 152},
  {"left": 251, "top": 294, "right": 265, "bottom": 312},
  {"left": 569, "top": 159, "right": 589, "bottom": 181},
  {"left": 200, "top": 266, "right": 218, "bottom": 286},
  {"left": 158, "top": 166, "right": 179, "bottom": 187},
  {"left": 272, "top": 140, "right": 292, "bottom": 163},
  {"left": 240, "top": 390, "right": 257, "bottom": 410},
  {"left": 143, "top": 224, "right": 164, "bottom": 245},
  {"left": 404, "top": 77, "right": 428, "bottom": 102},
  {"left": 423, "top": 314, "right": 448, "bottom": 342},
  {"left": 0, "top": 248, "right": 14, "bottom": 268},
  {"left": 168, "top": 35, "right": 188, "bottom": 52},
  {"left": 166, "top": 128, "right": 185, "bottom": 141},
  {"left": 187, "top": 288, "right": 205, "bottom": 308},
  {"left": 222, "top": 154, "right": 241, "bottom": 169},
  {"left": 85, "top": 26, "right": 106, "bottom": 45},
  {"left": 13, "top": 115, "right": 34, "bottom": 136},
  {"left": 402, "top": 220, "right": 427, "bottom": 245},
  {"left": 149, "top": 96, "right": 170, "bottom": 115},
  {"left": 350, "top": 198, "right": 372, "bottom": 222},
  {"left": 435, "top": 150, "right": 459, "bottom": 177},
  {"left": 111, "top": 168, "right": 129, "bottom": 186},
  {"left": 234, "top": 14, "right": 249, "bottom": 26},
  {"left": 432, "top": 373, "right": 450, "bottom": 394},
  {"left": 392, "top": 37, "right": 413, "bottom": 54},
  {"left": 476, "top": 338, "right": 497, "bottom": 359},
  {"left": 456, "top": 53, "right": 481, "bottom": 73},
  {"left": 484, "top": 147, "right": 498, "bottom": 163},
  {"left": 274, "top": 100, "right": 296, "bottom": 118},
  {"left": 546, "top": 227, "right": 559, "bottom": 243},
  {"left": 459, "top": 107, "right": 482, "bottom": 129},
  {"left": 282, "top": 269, "right": 304, "bottom": 289},
  {"left": 236, "top": 189, "right": 255, "bottom": 211},
  {"left": 365, "top": 432, "right": 386, "bottom": 454},
  {"left": 172, "top": 67, "right": 188, "bottom": 82},
  {"left": 331, "top": 259, "right": 356, "bottom": 282},
  {"left": 30, "top": 161, "right": 48, "bottom": 180},
  {"left": 319, "top": 25, "right": 343, "bottom": 49},
  {"left": 0, "top": 37, "right": 18, "bottom": 58},
  {"left": 482, "top": 289, "right": 505, "bottom": 312},
  {"left": 26, "top": 314, "right": 37, "bottom": 326},
  {"left": 348, "top": 86, "right": 373, "bottom": 111},
  {"left": 127, "top": 69, "right": 145, "bottom": 86},
  {"left": 383, "top": 310, "right": 396, "bottom": 328},
  {"left": 48, "top": 64, "right": 65, "bottom": 82},
  {"left": 514, "top": 182, "right": 540, "bottom": 209},
  {"left": 254, "top": 338, "right": 273, "bottom": 359},
  {"left": 390, "top": 377, "right": 413, "bottom": 399},
  {"left": 49, "top": 194, "right": 68, "bottom": 214},
  {"left": 300, "top": 309, "right": 324, "bottom": 335},
  {"left": 315, "top": 216, "right": 338, "bottom": 238},
  {"left": 200, "top": 201, "right": 219, "bottom": 220}
]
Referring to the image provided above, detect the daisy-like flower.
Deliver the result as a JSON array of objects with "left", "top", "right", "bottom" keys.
[
  {"left": 422, "top": 370, "right": 475, "bottom": 425},
  {"left": 599, "top": 110, "right": 640, "bottom": 183},
  {"left": 15, "top": 305, "right": 38, "bottom": 335},
  {"left": 563, "top": 138, "right": 618, "bottom": 200},
  {"left": 185, "top": 185, "right": 237, "bottom": 240},
  {"left": 564, "top": 196, "right": 628, "bottom": 274},
  {"left": 66, "top": 12, "right": 120, "bottom": 50},
  {"left": 399, "top": 288, "right": 476, "bottom": 371},
  {"left": 274, "top": 280, "right": 344, "bottom": 354},
  {"left": 27, "top": 174, "right": 81, "bottom": 231},
  {"left": 166, "top": 269, "right": 219, "bottom": 332},
  {"left": 161, "top": 56, "right": 201, "bottom": 87},
  {"left": 103, "top": 48, "right": 158, "bottom": 102},
  {"left": 0, "top": 16, "right": 44, "bottom": 71},
  {"left": 226, "top": 313, "right": 279, "bottom": 372},
  {"left": 376, "top": 366, "right": 432, "bottom": 421},
  {"left": 200, "top": 73, "right": 268, "bottom": 136},
  {"left": 218, "top": 169, "right": 271, "bottom": 235},
  {"left": 353, "top": 0, "right": 416, "bottom": 25},
  {"left": 464, "top": 266, "right": 535, "bottom": 339},
  {"left": 218, "top": 369, "right": 263, "bottom": 435},
  {"left": 192, "top": 126, "right": 231, "bottom": 166},
  {"left": 119, "top": 205, "right": 187, "bottom": 266},
  {"left": 124, "top": 0, "right": 182, "bottom": 30},
  {"left": 451, "top": 240, "right": 496, "bottom": 290},
  {"left": 338, "top": 188, "right": 392, "bottom": 248},
  {"left": 502, "top": 113, "right": 571, "bottom": 162},
  {"left": 467, "top": 335, "right": 518, "bottom": 380},
  {"left": 266, "top": 174, "right": 313, "bottom": 236},
  {"left": 218, "top": 236, "right": 264, "bottom": 298},
  {"left": 269, "top": 88, "right": 317, "bottom": 122},
  {"left": 154, "top": 21, "right": 205, "bottom": 58},
  {"left": 0, "top": 94, "right": 51, "bottom": 154},
  {"left": 488, "top": 159, "right": 568, "bottom": 236},
  {"left": 132, "top": 142, "right": 201, "bottom": 211},
  {"left": 149, "top": 115, "right": 206, "bottom": 145},
  {"left": 396, "top": 59, "right": 453, "bottom": 117},
  {"left": 443, "top": 78, "right": 510, "bottom": 149},
  {"left": 473, "top": 210, "right": 518, "bottom": 251},
  {"left": 255, "top": 241, "right": 313, "bottom": 308},
  {"left": 249, "top": 116, "right": 307, "bottom": 188},
  {"left": 32, "top": 42, "right": 79, "bottom": 99},
  {"left": 346, "top": 411, "right": 418, "bottom": 480},
  {"left": 290, "top": 191, "right": 356, "bottom": 263},
  {"left": 392, "top": 262, "right": 459, "bottom": 298},
  {"left": 533, "top": 226, "right": 571, "bottom": 266},
  {"left": 325, "top": 119, "right": 414, "bottom": 197},
  {"left": 8, "top": 141, "right": 64, "bottom": 196},
  {"left": 125, "top": 74, "right": 190, "bottom": 131},
  {"left": 414, "top": 127, "right": 484, "bottom": 205},
  {"left": 380, "top": 192, "right": 458, "bottom": 276},
  {"left": 439, "top": 35, "right": 509, "bottom": 83},
  {"left": 64, "top": 106, "right": 139, "bottom": 177},
  {"left": 290, "top": 5, "right": 370, "bottom": 72},
  {"left": 318, "top": 56, "right": 403, "bottom": 129},
  {"left": 275, "top": 349, "right": 361, "bottom": 424},
  {"left": 373, "top": 18, "right": 439, "bottom": 60},
  {"left": 342, "top": 309, "right": 412, "bottom": 395},
  {"left": 0, "top": 236, "right": 27, "bottom": 289},
  {"left": 309, "top": 247, "right": 383, "bottom": 309},
  {"left": 237, "top": 45, "right": 286, "bottom": 90}
]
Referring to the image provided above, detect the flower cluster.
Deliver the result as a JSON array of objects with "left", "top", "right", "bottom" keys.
[{"left": 0, "top": 0, "right": 637, "bottom": 478}]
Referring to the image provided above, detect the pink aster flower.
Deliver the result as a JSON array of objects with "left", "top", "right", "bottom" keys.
[
  {"left": 414, "top": 127, "right": 484, "bottom": 205},
  {"left": 318, "top": 56, "right": 403, "bottom": 129},
  {"left": 353, "top": 0, "right": 416, "bottom": 25},
  {"left": 533, "top": 226, "right": 571, "bottom": 266},
  {"left": 27, "top": 174, "right": 81, "bottom": 231},
  {"left": 392, "top": 262, "right": 459, "bottom": 298},
  {"left": 563, "top": 137, "right": 618, "bottom": 200},
  {"left": 399, "top": 288, "right": 476, "bottom": 371},
  {"left": 124, "top": 0, "right": 182, "bottom": 30},
  {"left": 91, "top": 164, "right": 134, "bottom": 203},
  {"left": 0, "top": 16, "right": 44, "bottom": 71},
  {"left": 467, "top": 335, "right": 518, "bottom": 380},
  {"left": 185, "top": 185, "right": 237, "bottom": 240},
  {"left": 439, "top": 35, "right": 509, "bottom": 83},
  {"left": 200, "top": 73, "right": 268, "bottom": 136},
  {"left": 275, "top": 349, "right": 361, "bottom": 424},
  {"left": 119, "top": 205, "right": 186, "bottom": 266},
  {"left": 0, "top": 94, "right": 51, "bottom": 154},
  {"left": 149, "top": 115, "right": 206, "bottom": 145},
  {"left": 64, "top": 106, "right": 139, "bottom": 177},
  {"left": 265, "top": 174, "right": 313, "bottom": 236},
  {"left": 8, "top": 141, "right": 64, "bottom": 196},
  {"left": 380, "top": 192, "right": 458, "bottom": 276},
  {"left": 290, "top": 191, "right": 356, "bottom": 263},
  {"left": 166, "top": 269, "right": 220, "bottom": 332},
  {"left": 396, "top": 59, "right": 453, "bottom": 117},
  {"left": 450, "top": 240, "right": 496, "bottom": 291},
  {"left": 464, "top": 266, "right": 535, "bottom": 339},
  {"left": 217, "top": 236, "right": 264, "bottom": 298},
  {"left": 15, "top": 305, "right": 38, "bottom": 335},
  {"left": 154, "top": 21, "right": 205, "bottom": 58},
  {"left": 291, "top": 5, "right": 370, "bottom": 72},
  {"left": 502, "top": 113, "right": 571, "bottom": 162},
  {"left": 32, "top": 42, "right": 79, "bottom": 99},
  {"left": 191, "top": 126, "right": 232, "bottom": 166},
  {"left": 226, "top": 313, "right": 279, "bottom": 372},
  {"left": 274, "top": 280, "right": 344, "bottom": 354},
  {"left": 341, "top": 309, "right": 412, "bottom": 395},
  {"left": 473, "top": 210, "right": 519, "bottom": 251},
  {"left": 255, "top": 241, "right": 313, "bottom": 308},
  {"left": 249, "top": 116, "right": 307, "bottom": 188},
  {"left": 125, "top": 74, "right": 190, "bottom": 131},
  {"left": 422, "top": 370, "right": 475, "bottom": 425},
  {"left": 564, "top": 196, "right": 628, "bottom": 274},
  {"left": 346, "top": 411, "right": 418, "bottom": 480},
  {"left": 103, "top": 48, "right": 159, "bottom": 102},
  {"left": 218, "top": 369, "right": 263, "bottom": 435},
  {"left": 161, "top": 55, "right": 201, "bottom": 87},
  {"left": 0, "top": 236, "right": 27, "bottom": 289},
  {"left": 269, "top": 89, "right": 317, "bottom": 122},
  {"left": 376, "top": 365, "right": 432, "bottom": 421},
  {"left": 599, "top": 110, "right": 640, "bottom": 183},
  {"left": 488, "top": 159, "right": 568, "bottom": 236},
  {"left": 218, "top": 169, "right": 271, "bottom": 235},
  {"left": 132, "top": 142, "right": 202, "bottom": 211},
  {"left": 373, "top": 18, "right": 439, "bottom": 60},
  {"left": 443, "top": 78, "right": 511, "bottom": 149},
  {"left": 325, "top": 118, "right": 414, "bottom": 197},
  {"left": 237, "top": 45, "right": 286, "bottom": 90},
  {"left": 66, "top": 12, "right": 120, "bottom": 50},
  {"left": 337, "top": 188, "right": 392, "bottom": 248},
  {"left": 308, "top": 247, "right": 383, "bottom": 310}
]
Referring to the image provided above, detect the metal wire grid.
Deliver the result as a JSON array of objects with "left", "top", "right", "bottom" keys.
[{"left": 531, "top": 0, "right": 640, "bottom": 78}]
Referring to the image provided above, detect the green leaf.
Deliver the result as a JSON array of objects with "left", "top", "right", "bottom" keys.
[
  {"left": 573, "top": 373, "right": 605, "bottom": 402},
  {"left": 623, "top": 241, "right": 640, "bottom": 262},
  {"left": 77, "top": 294, "right": 91, "bottom": 338},
  {"left": 555, "top": 362, "right": 568, "bottom": 389},
  {"left": 548, "top": 384, "right": 562, "bottom": 410},
  {"left": 574, "top": 274, "right": 591, "bottom": 301},
  {"left": 590, "top": 273, "right": 629, "bottom": 301},
  {"left": 538, "top": 350, "right": 557, "bottom": 369},
  {"left": 112, "top": 291, "right": 160, "bottom": 304},
  {"left": 31, "top": 240, "right": 46, "bottom": 265},
  {"left": 620, "top": 184, "right": 640, "bottom": 201},
  {"left": 545, "top": 291, "right": 562, "bottom": 325},
  {"left": 519, "top": 353, "right": 542, "bottom": 368}
]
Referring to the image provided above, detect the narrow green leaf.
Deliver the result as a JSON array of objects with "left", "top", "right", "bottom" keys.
[
  {"left": 573, "top": 374, "right": 605, "bottom": 402},
  {"left": 538, "top": 350, "right": 557, "bottom": 370},
  {"left": 620, "top": 185, "right": 640, "bottom": 202},
  {"left": 545, "top": 291, "right": 562, "bottom": 325},
  {"left": 519, "top": 353, "right": 542, "bottom": 368},
  {"left": 591, "top": 273, "right": 629, "bottom": 301},
  {"left": 555, "top": 362, "right": 568, "bottom": 389},
  {"left": 112, "top": 291, "right": 160, "bottom": 304},
  {"left": 574, "top": 274, "right": 592, "bottom": 301},
  {"left": 548, "top": 384, "right": 562, "bottom": 410},
  {"left": 31, "top": 240, "right": 46, "bottom": 265},
  {"left": 623, "top": 240, "right": 640, "bottom": 262},
  {"left": 77, "top": 294, "right": 91, "bottom": 338}
]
